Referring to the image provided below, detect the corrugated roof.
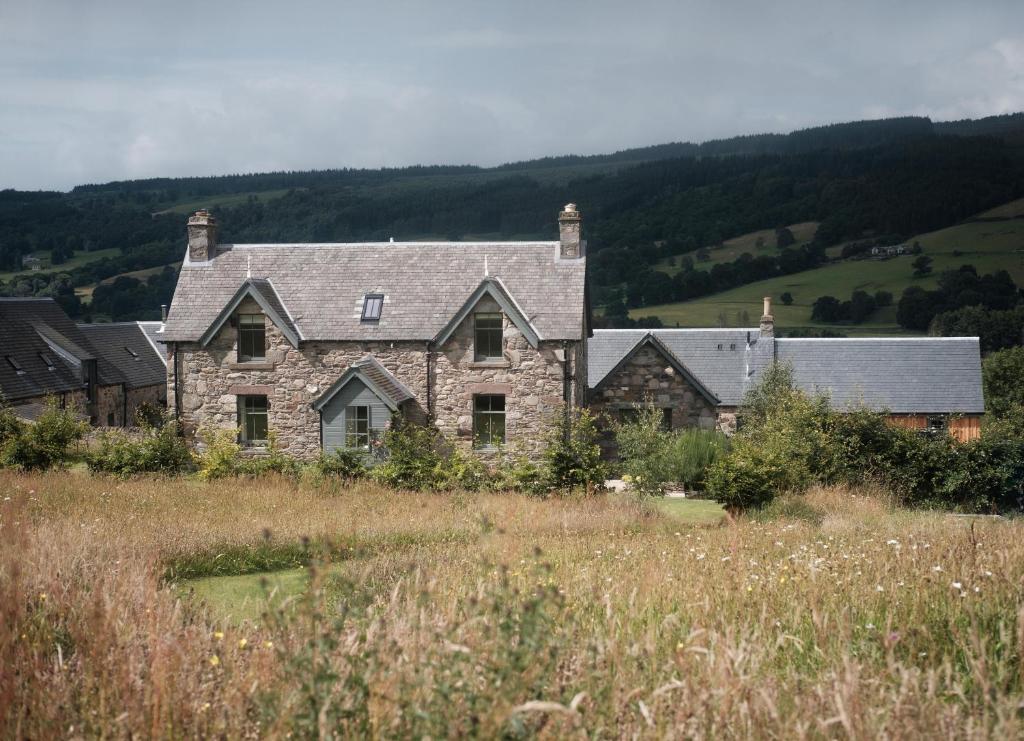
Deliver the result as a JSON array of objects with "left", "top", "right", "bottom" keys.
[
  {"left": 776, "top": 337, "right": 985, "bottom": 414},
  {"left": 77, "top": 323, "right": 168, "bottom": 390},
  {"left": 588, "top": 329, "right": 768, "bottom": 405},
  {"left": 163, "top": 242, "right": 586, "bottom": 342}
]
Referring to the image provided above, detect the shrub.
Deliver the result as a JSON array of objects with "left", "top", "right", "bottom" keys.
[
  {"left": 983, "top": 347, "right": 1024, "bottom": 418},
  {"left": 492, "top": 453, "right": 546, "bottom": 495},
  {"left": 541, "top": 409, "right": 605, "bottom": 494},
  {"left": 614, "top": 405, "right": 671, "bottom": 497},
  {"left": 663, "top": 428, "right": 729, "bottom": 491},
  {"left": 705, "top": 434, "right": 804, "bottom": 511},
  {"left": 369, "top": 423, "right": 444, "bottom": 490},
  {"left": 312, "top": 449, "right": 368, "bottom": 480},
  {"left": 0, "top": 398, "right": 88, "bottom": 470},
  {"left": 87, "top": 416, "right": 192, "bottom": 477},
  {"left": 0, "top": 400, "right": 24, "bottom": 448},
  {"left": 196, "top": 427, "right": 243, "bottom": 480},
  {"left": 237, "top": 430, "right": 301, "bottom": 478},
  {"left": 435, "top": 446, "right": 492, "bottom": 491}
]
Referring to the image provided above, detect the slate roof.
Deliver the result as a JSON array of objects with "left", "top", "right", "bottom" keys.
[
  {"left": 0, "top": 298, "right": 101, "bottom": 402},
  {"left": 0, "top": 299, "right": 168, "bottom": 405},
  {"left": 137, "top": 321, "right": 168, "bottom": 362},
  {"left": 77, "top": 323, "right": 168, "bottom": 390},
  {"left": 775, "top": 338, "right": 985, "bottom": 414},
  {"left": 588, "top": 330, "right": 985, "bottom": 414},
  {"left": 162, "top": 242, "right": 586, "bottom": 343},
  {"left": 312, "top": 355, "right": 416, "bottom": 411},
  {"left": 588, "top": 329, "right": 768, "bottom": 405}
]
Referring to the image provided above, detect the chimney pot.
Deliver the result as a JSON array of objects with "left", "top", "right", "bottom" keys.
[
  {"left": 187, "top": 209, "right": 218, "bottom": 262},
  {"left": 558, "top": 203, "right": 583, "bottom": 259}
]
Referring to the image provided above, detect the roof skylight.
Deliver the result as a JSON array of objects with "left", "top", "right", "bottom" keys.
[
  {"left": 6, "top": 356, "right": 25, "bottom": 374},
  {"left": 361, "top": 294, "right": 384, "bottom": 322},
  {"left": 39, "top": 352, "right": 55, "bottom": 370},
  {"left": 125, "top": 346, "right": 140, "bottom": 359}
]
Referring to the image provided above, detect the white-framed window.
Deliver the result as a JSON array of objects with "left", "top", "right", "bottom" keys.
[
  {"left": 346, "top": 405, "right": 370, "bottom": 448},
  {"left": 238, "top": 314, "right": 266, "bottom": 361},
  {"left": 239, "top": 395, "right": 268, "bottom": 443},
  {"left": 473, "top": 394, "right": 505, "bottom": 448},
  {"left": 474, "top": 313, "right": 503, "bottom": 361}
]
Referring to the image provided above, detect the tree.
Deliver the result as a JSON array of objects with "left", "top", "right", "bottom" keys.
[
  {"left": 983, "top": 348, "right": 1024, "bottom": 418},
  {"left": 811, "top": 295, "right": 843, "bottom": 322},
  {"left": 912, "top": 255, "right": 933, "bottom": 277},
  {"left": 781, "top": 292, "right": 794, "bottom": 306},
  {"left": 696, "top": 248, "right": 711, "bottom": 262},
  {"left": 874, "top": 290, "right": 893, "bottom": 307},
  {"left": 775, "top": 227, "right": 796, "bottom": 248}
]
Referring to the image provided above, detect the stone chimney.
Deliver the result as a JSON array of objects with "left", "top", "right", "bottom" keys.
[
  {"left": 760, "top": 296, "right": 774, "bottom": 337},
  {"left": 187, "top": 209, "right": 218, "bottom": 262},
  {"left": 558, "top": 203, "right": 583, "bottom": 259}
]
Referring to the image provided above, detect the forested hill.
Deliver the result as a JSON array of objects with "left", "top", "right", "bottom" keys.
[{"left": 2, "top": 112, "right": 1024, "bottom": 323}]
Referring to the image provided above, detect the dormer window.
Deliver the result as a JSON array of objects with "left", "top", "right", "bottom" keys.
[
  {"left": 474, "top": 313, "right": 503, "bottom": 361},
  {"left": 238, "top": 314, "right": 266, "bottom": 361},
  {"left": 361, "top": 294, "right": 384, "bottom": 322}
]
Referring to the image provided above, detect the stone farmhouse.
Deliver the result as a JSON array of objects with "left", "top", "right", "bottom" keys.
[
  {"left": 161, "top": 206, "right": 588, "bottom": 458},
  {"left": 0, "top": 298, "right": 167, "bottom": 425},
  {"left": 161, "top": 207, "right": 984, "bottom": 461},
  {"left": 589, "top": 297, "right": 985, "bottom": 445}
]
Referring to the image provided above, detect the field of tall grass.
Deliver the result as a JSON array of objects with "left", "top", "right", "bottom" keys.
[{"left": 3, "top": 470, "right": 1024, "bottom": 738}]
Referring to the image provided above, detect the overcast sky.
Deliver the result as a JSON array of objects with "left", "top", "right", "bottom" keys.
[{"left": 2, "top": 0, "right": 1023, "bottom": 191}]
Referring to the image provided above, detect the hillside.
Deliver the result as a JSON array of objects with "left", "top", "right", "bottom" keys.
[
  {"left": 635, "top": 208, "right": 1024, "bottom": 334},
  {"left": 1, "top": 112, "right": 1023, "bottom": 323}
]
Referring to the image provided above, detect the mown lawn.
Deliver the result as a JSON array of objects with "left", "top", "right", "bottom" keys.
[{"left": 4, "top": 471, "right": 1024, "bottom": 737}]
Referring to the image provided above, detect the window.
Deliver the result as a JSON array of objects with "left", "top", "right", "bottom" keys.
[
  {"left": 474, "top": 313, "right": 503, "bottom": 361},
  {"left": 238, "top": 395, "right": 268, "bottom": 443},
  {"left": 473, "top": 395, "right": 505, "bottom": 448},
  {"left": 6, "top": 356, "right": 24, "bottom": 375},
  {"left": 345, "top": 405, "right": 370, "bottom": 448},
  {"left": 361, "top": 294, "right": 384, "bottom": 322},
  {"left": 106, "top": 412, "right": 115, "bottom": 426},
  {"left": 39, "top": 352, "right": 55, "bottom": 371},
  {"left": 124, "top": 346, "right": 139, "bottom": 359},
  {"left": 238, "top": 314, "right": 266, "bottom": 361},
  {"left": 927, "top": 416, "right": 947, "bottom": 434}
]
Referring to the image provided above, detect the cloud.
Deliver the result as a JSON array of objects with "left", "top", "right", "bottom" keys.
[{"left": 1, "top": 1, "right": 1022, "bottom": 190}]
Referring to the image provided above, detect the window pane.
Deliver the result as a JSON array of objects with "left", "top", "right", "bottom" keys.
[
  {"left": 362, "top": 295, "right": 383, "bottom": 321},
  {"left": 474, "top": 313, "right": 503, "bottom": 360},
  {"left": 238, "top": 314, "right": 265, "bottom": 360},
  {"left": 473, "top": 394, "right": 505, "bottom": 447},
  {"left": 240, "top": 395, "right": 268, "bottom": 443},
  {"left": 345, "top": 405, "right": 370, "bottom": 448}
]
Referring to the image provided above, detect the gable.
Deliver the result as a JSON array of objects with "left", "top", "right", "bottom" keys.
[
  {"left": 198, "top": 278, "right": 300, "bottom": 348},
  {"left": 312, "top": 356, "right": 415, "bottom": 413},
  {"left": 593, "top": 333, "right": 719, "bottom": 405},
  {"left": 433, "top": 278, "right": 540, "bottom": 349}
]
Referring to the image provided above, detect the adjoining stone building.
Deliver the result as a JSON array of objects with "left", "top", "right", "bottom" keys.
[
  {"left": 161, "top": 206, "right": 589, "bottom": 459},
  {"left": 0, "top": 298, "right": 167, "bottom": 425},
  {"left": 588, "top": 297, "right": 986, "bottom": 447}
]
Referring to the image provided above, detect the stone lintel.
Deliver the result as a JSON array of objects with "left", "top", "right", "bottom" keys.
[
  {"left": 228, "top": 384, "right": 274, "bottom": 395},
  {"left": 466, "top": 382, "right": 512, "bottom": 396}
]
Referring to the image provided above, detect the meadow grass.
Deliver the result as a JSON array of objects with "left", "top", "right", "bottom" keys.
[{"left": 2, "top": 470, "right": 1024, "bottom": 737}]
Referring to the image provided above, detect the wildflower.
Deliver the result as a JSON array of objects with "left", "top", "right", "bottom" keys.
[
  {"left": 865, "top": 623, "right": 875, "bottom": 630},
  {"left": 39, "top": 593, "right": 46, "bottom": 602},
  {"left": 886, "top": 539, "right": 899, "bottom": 546},
  {"left": 951, "top": 581, "right": 963, "bottom": 591},
  {"left": 931, "top": 565, "right": 943, "bottom": 573},
  {"left": 213, "top": 631, "right": 224, "bottom": 640},
  {"left": 264, "top": 641, "right": 274, "bottom": 649},
  {"left": 238, "top": 638, "right": 248, "bottom": 649},
  {"left": 209, "top": 655, "right": 220, "bottom": 667},
  {"left": 201, "top": 702, "right": 211, "bottom": 711},
  {"left": 876, "top": 585, "right": 884, "bottom": 592}
]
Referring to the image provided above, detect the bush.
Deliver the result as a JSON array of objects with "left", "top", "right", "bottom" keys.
[
  {"left": 663, "top": 428, "right": 729, "bottom": 490},
  {"left": 0, "top": 400, "right": 24, "bottom": 448},
  {"left": 312, "top": 449, "right": 368, "bottom": 480},
  {"left": 87, "top": 416, "right": 192, "bottom": 477},
  {"left": 541, "top": 409, "right": 606, "bottom": 494},
  {"left": 614, "top": 406, "right": 670, "bottom": 497},
  {"left": 196, "top": 427, "right": 243, "bottom": 480},
  {"left": 236, "top": 431, "right": 301, "bottom": 478},
  {"left": 0, "top": 398, "right": 88, "bottom": 470},
  {"left": 705, "top": 433, "right": 806, "bottom": 511},
  {"left": 492, "top": 453, "right": 546, "bottom": 495},
  {"left": 369, "top": 423, "right": 445, "bottom": 490},
  {"left": 983, "top": 347, "right": 1024, "bottom": 418}
]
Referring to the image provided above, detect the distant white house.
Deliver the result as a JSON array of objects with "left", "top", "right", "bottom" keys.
[{"left": 21, "top": 255, "right": 43, "bottom": 271}]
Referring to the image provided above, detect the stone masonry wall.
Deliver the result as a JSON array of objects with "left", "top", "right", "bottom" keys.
[
  {"left": 589, "top": 346, "right": 718, "bottom": 430},
  {"left": 171, "top": 295, "right": 574, "bottom": 460},
  {"left": 126, "top": 384, "right": 166, "bottom": 424},
  {"left": 432, "top": 295, "right": 572, "bottom": 457}
]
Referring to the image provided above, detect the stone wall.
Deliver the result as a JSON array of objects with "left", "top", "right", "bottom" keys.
[
  {"left": 432, "top": 295, "right": 572, "bottom": 457},
  {"left": 126, "top": 384, "right": 166, "bottom": 424},
  {"left": 589, "top": 346, "right": 719, "bottom": 430},
  {"left": 95, "top": 384, "right": 124, "bottom": 426},
  {"left": 170, "top": 295, "right": 576, "bottom": 460}
]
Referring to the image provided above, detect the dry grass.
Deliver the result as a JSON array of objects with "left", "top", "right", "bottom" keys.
[{"left": 3, "top": 471, "right": 1024, "bottom": 738}]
